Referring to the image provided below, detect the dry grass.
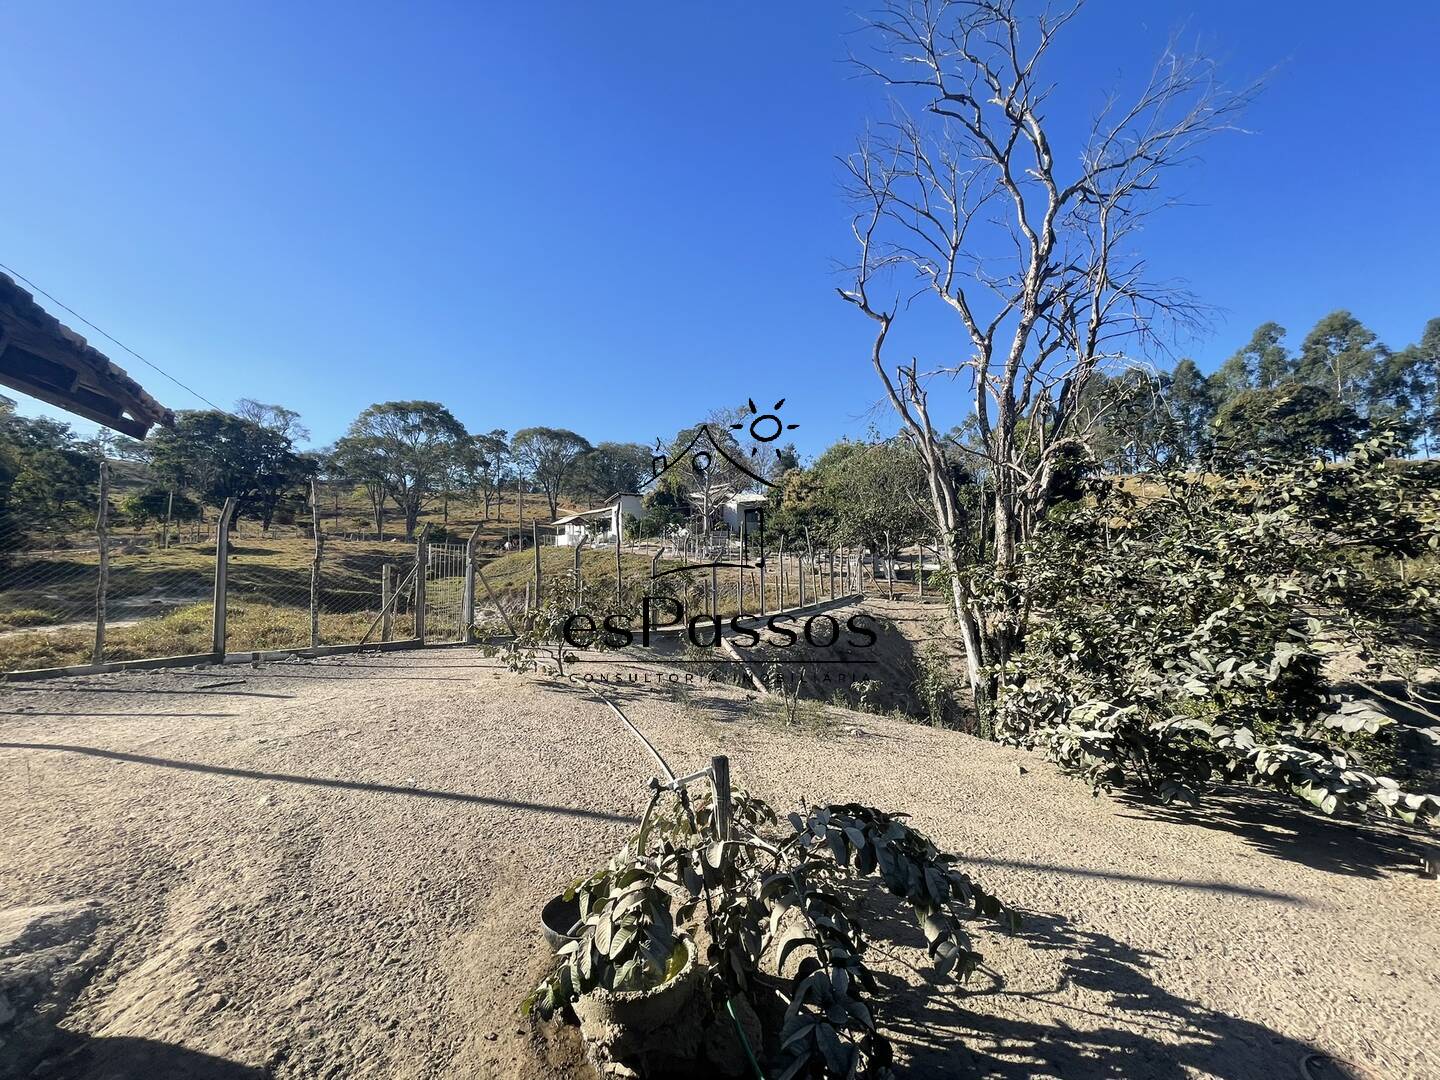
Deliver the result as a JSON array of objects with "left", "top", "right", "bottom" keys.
[{"left": 0, "top": 601, "right": 400, "bottom": 672}]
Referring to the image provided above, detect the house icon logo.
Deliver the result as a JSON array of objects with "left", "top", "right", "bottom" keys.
[
  {"left": 645, "top": 399, "right": 796, "bottom": 492},
  {"left": 642, "top": 400, "right": 798, "bottom": 578}
]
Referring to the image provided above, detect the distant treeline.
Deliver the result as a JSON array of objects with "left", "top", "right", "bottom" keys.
[{"left": 1, "top": 310, "right": 1433, "bottom": 551}]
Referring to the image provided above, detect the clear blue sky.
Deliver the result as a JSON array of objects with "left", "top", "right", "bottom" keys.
[{"left": 3, "top": 1, "right": 1436, "bottom": 458}]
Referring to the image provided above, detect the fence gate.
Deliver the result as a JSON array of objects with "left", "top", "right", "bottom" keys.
[{"left": 425, "top": 541, "right": 467, "bottom": 643}]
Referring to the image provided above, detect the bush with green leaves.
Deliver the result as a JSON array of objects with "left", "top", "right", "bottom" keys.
[
  {"left": 527, "top": 781, "right": 1019, "bottom": 1078},
  {"left": 990, "top": 431, "right": 1440, "bottom": 823}
]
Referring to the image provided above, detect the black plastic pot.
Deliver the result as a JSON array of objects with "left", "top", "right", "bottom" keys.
[{"left": 540, "top": 892, "right": 581, "bottom": 951}]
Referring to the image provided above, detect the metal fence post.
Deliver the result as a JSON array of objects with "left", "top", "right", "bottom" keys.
[
  {"left": 211, "top": 497, "right": 237, "bottom": 657},
  {"left": 415, "top": 537, "right": 428, "bottom": 643},
  {"left": 93, "top": 460, "right": 110, "bottom": 665}
]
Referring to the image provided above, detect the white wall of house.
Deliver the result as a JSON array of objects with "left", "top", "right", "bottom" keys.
[{"left": 553, "top": 496, "right": 642, "bottom": 546}]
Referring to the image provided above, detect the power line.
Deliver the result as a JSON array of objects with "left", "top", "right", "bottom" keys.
[{"left": 0, "top": 260, "right": 228, "bottom": 414}]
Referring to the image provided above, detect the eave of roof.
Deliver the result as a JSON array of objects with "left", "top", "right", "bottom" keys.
[
  {"left": 0, "top": 271, "right": 175, "bottom": 439},
  {"left": 551, "top": 507, "right": 617, "bottom": 525}
]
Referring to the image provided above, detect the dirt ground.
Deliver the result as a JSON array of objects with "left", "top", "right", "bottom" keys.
[{"left": 2, "top": 642, "right": 1438, "bottom": 1079}]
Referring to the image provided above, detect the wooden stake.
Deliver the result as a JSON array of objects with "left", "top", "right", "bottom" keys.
[
  {"left": 415, "top": 536, "right": 428, "bottom": 643},
  {"left": 381, "top": 564, "right": 393, "bottom": 642},
  {"left": 885, "top": 532, "right": 894, "bottom": 599},
  {"left": 211, "top": 497, "right": 237, "bottom": 657},
  {"left": 711, "top": 755, "right": 732, "bottom": 842},
  {"left": 93, "top": 460, "right": 110, "bottom": 665},
  {"left": 310, "top": 479, "right": 322, "bottom": 648}
]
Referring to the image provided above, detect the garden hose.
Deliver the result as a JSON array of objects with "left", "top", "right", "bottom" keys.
[{"left": 727, "top": 996, "right": 766, "bottom": 1080}]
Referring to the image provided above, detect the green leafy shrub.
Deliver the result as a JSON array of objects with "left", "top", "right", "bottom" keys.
[
  {"left": 991, "top": 432, "right": 1440, "bottom": 823},
  {"left": 528, "top": 781, "right": 1019, "bottom": 1078}
]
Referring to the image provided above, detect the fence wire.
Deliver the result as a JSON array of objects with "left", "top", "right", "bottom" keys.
[{"left": 0, "top": 462, "right": 930, "bottom": 677}]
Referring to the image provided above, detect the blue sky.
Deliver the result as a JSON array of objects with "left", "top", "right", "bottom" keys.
[{"left": 2, "top": 1, "right": 1436, "bottom": 458}]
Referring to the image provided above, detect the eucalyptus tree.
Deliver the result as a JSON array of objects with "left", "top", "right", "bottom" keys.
[
  {"left": 511, "top": 427, "right": 592, "bottom": 519},
  {"left": 336, "top": 401, "right": 468, "bottom": 539},
  {"left": 839, "top": 0, "right": 1253, "bottom": 703},
  {"left": 1296, "top": 310, "right": 1383, "bottom": 409}
]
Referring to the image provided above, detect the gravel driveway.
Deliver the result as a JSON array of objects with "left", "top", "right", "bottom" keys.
[{"left": 2, "top": 648, "right": 1437, "bottom": 1079}]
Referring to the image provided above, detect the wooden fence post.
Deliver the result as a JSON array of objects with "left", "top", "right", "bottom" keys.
[
  {"left": 463, "top": 523, "right": 482, "bottom": 643},
  {"left": 415, "top": 536, "right": 428, "bottom": 643},
  {"left": 381, "top": 564, "right": 393, "bottom": 642},
  {"left": 776, "top": 535, "right": 786, "bottom": 613},
  {"left": 757, "top": 521, "right": 767, "bottom": 616},
  {"left": 711, "top": 755, "right": 732, "bottom": 842},
  {"left": 533, "top": 522, "right": 542, "bottom": 604},
  {"left": 309, "top": 479, "right": 322, "bottom": 648},
  {"left": 162, "top": 489, "right": 173, "bottom": 551},
  {"left": 615, "top": 506, "right": 623, "bottom": 605},
  {"left": 884, "top": 531, "right": 894, "bottom": 600},
  {"left": 93, "top": 460, "right": 110, "bottom": 665},
  {"left": 574, "top": 537, "right": 585, "bottom": 610},
  {"left": 803, "top": 528, "right": 813, "bottom": 608},
  {"left": 211, "top": 497, "right": 237, "bottom": 657},
  {"left": 737, "top": 514, "right": 746, "bottom": 618}
]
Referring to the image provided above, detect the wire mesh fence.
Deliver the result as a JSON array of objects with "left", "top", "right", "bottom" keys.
[
  {"left": 0, "top": 462, "right": 440, "bottom": 675},
  {"left": 0, "top": 460, "right": 940, "bottom": 677}
]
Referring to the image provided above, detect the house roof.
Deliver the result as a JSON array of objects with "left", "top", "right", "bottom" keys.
[
  {"left": 604, "top": 491, "right": 640, "bottom": 505},
  {"left": 0, "top": 271, "right": 174, "bottom": 439},
  {"left": 551, "top": 506, "right": 617, "bottom": 526}
]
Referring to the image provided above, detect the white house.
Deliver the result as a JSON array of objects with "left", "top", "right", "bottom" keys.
[
  {"left": 551, "top": 492, "right": 643, "bottom": 547},
  {"left": 686, "top": 490, "right": 768, "bottom": 534}
]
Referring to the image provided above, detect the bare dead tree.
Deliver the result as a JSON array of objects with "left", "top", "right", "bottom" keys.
[{"left": 839, "top": 0, "right": 1254, "bottom": 706}]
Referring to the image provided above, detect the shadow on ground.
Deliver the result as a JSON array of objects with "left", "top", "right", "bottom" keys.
[
  {"left": 856, "top": 885, "right": 1326, "bottom": 1080},
  {"left": 1115, "top": 786, "right": 1430, "bottom": 879},
  {"left": 0, "top": 742, "right": 639, "bottom": 825},
  {"left": 25, "top": 1034, "right": 266, "bottom": 1080}
]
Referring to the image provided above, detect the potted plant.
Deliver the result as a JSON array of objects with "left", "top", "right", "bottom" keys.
[{"left": 526, "top": 775, "right": 1022, "bottom": 1078}]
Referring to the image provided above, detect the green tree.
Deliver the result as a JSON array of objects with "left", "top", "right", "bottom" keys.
[
  {"left": 234, "top": 399, "right": 310, "bottom": 443},
  {"left": 1168, "top": 358, "right": 1217, "bottom": 460},
  {"left": 0, "top": 400, "right": 100, "bottom": 547},
  {"left": 335, "top": 401, "right": 468, "bottom": 539},
  {"left": 1083, "top": 370, "right": 1179, "bottom": 472},
  {"left": 121, "top": 488, "right": 200, "bottom": 527},
  {"left": 1235, "top": 322, "right": 1293, "bottom": 390},
  {"left": 511, "top": 427, "right": 592, "bottom": 520},
  {"left": 470, "top": 429, "right": 512, "bottom": 519},
  {"left": 1375, "top": 317, "right": 1439, "bottom": 457},
  {"left": 148, "top": 410, "right": 306, "bottom": 530},
  {"left": 637, "top": 486, "right": 689, "bottom": 537},
  {"left": 569, "top": 441, "right": 651, "bottom": 505},
  {"left": 1213, "top": 384, "right": 1365, "bottom": 463},
  {"left": 1296, "top": 310, "right": 1383, "bottom": 408},
  {"left": 994, "top": 431, "right": 1440, "bottom": 823}
]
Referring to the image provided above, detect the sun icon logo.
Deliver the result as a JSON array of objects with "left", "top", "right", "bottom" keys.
[{"left": 731, "top": 398, "right": 798, "bottom": 456}]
